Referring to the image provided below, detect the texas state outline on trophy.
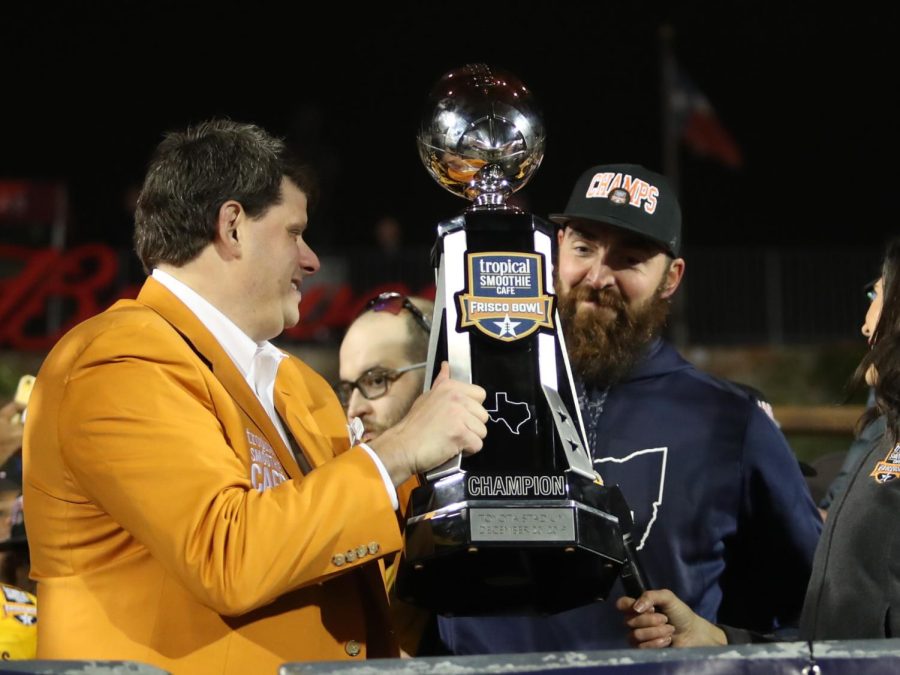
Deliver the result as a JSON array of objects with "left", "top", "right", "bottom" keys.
[{"left": 395, "top": 63, "right": 647, "bottom": 615}]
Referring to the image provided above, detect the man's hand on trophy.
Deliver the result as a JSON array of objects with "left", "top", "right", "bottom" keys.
[{"left": 368, "top": 362, "right": 488, "bottom": 487}]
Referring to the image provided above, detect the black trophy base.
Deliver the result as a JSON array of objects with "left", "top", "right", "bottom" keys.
[{"left": 395, "top": 475, "right": 632, "bottom": 615}]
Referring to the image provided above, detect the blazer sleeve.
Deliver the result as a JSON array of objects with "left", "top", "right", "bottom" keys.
[{"left": 55, "top": 324, "right": 402, "bottom": 616}]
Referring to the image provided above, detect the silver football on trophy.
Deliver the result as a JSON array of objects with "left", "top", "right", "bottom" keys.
[{"left": 417, "top": 63, "right": 546, "bottom": 208}]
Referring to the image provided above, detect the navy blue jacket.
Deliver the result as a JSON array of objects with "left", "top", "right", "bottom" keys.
[{"left": 437, "top": 339, "right": 823, "bottom": 653}]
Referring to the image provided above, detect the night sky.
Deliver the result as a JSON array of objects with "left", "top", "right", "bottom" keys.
[{"left": 1, "top": 3, "right": 896, "bottom": 253}]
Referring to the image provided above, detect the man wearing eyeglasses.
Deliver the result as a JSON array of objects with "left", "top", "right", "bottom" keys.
[
  {"left": 22, "top": 120, "right": 488, "bottom": 675},
  {"left": 337, "top": 292, "right": 437, "bottom": 655},
  {"left": 337, "top": 293, "right": 434, "bottom": 444}
]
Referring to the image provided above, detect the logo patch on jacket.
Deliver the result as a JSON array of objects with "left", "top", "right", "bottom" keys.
[
  {"left": 870, "top": 442, "right": 900, "bottom": 483},
  {"left": 246, "top": 428, "right": 288, "bottom": 491},
  {"left": 594, "top": 446, "right": 667, "bottom": 549}
]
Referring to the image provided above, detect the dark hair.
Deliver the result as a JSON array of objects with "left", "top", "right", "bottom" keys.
[
  {"left": 134, "top": 118, "right": 317, "bottom": 272},
  {"left": 855, "top": 237, "right": 900, "bottom": 444}
]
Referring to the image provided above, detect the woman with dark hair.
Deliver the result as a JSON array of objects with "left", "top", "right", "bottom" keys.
[{"left": 619, "top": 237, "right": 900, "bottom": 646}]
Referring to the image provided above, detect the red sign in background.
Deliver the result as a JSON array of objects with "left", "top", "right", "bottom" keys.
[{"left": 0, "top": 244, "right": 436, "bottom": 351}]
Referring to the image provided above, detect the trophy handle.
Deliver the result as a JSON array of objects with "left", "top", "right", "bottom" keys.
[
  {"left": 424, "top": 243, "right": 470, "bottom": 481},
  {"left": 620, "top": 532, "right": 652, "bottom": 597},
  {"left": 532, "top": 230, "right": 596, "bottom": 480}
]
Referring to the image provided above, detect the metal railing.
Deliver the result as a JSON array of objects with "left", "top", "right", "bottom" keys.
[{"left": 677, "top": 245, "right": 881, "bottom": 345}]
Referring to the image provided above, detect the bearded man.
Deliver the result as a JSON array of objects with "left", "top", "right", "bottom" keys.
[{"left": 433, "top": 163, "right": 823, "bottom": 653}]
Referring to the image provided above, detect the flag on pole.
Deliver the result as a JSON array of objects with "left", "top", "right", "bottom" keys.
[{"left": 669, "top": 64, "right": 744, "bottom": 169}]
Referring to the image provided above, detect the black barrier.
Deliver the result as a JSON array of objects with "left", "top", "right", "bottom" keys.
[
  {"left": 283, "top": 639, "right": 900, "bottom": 675},
  {"left": 0, "top": 662, "right": 168, "bottom": 674}
]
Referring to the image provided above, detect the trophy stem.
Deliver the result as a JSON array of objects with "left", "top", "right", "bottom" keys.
[{"left": 466, "top": 163, "right": 512, "bottom": 207}]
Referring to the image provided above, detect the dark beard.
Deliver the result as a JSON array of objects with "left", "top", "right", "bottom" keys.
[{"left": 557, "top": 280, "right": 671, "bottom": 388}]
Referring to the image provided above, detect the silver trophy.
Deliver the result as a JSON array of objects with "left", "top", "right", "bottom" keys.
[
  {"left": 417, "top": 63, "right": 545, "bottom": 207},
  {"left": 396, "top": 64, "right": 643, "bottom": 615}
]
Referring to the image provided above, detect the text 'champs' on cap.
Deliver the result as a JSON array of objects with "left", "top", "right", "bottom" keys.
[{"left": 549, "top": 163, "right": 682, "bottom": 257}]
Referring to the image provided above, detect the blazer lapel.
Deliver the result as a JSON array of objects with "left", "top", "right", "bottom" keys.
[
  {"left": 137, "top": 277, "right": 304, "bottom": 480},
  {"left": 273, "top": 366, "right": 334, "bottom": 470}
]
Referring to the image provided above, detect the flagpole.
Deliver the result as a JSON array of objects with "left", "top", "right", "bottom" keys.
[
  {"left": 659, "top": 23, "right": 689, "bottom": 346},
  {"left": 659, "top": 23, "right": 679, "bottom": 195}
]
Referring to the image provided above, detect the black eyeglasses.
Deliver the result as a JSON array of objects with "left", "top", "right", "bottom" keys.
[
  {"left": 335, "top": 363, "right": 427, "bottom": 408},
  {"left": 364, "top": 292, "right": 431, "bottom": 333}
]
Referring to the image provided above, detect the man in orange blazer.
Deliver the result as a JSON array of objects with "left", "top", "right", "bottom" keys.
[{"left": 22, "top": 119, "right": 488, "bottom": 675}]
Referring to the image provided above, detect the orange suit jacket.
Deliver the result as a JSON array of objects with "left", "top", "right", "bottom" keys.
[{"left": 23, "top": 278, "right": 403, "bottom": 675}]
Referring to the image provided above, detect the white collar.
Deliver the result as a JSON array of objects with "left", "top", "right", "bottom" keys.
[{"left": 151, "top": 268, "right": 283, "bottom": 377}]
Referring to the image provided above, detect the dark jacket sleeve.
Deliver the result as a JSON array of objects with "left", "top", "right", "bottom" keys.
[
  {"left": 719, "top": 624, "right": 776, "bottom": 644},
  {"left": 716, "top": 407, "right": 823, "bottom": 633}
]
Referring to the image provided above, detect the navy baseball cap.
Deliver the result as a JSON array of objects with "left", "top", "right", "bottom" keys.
[{"left": 549, "top": 163, "right": 682, "bottom": 256}]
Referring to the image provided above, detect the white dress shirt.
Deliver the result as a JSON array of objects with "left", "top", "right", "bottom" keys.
[{"left": 151, "top": 269, "right": 397, "bottom": 508}]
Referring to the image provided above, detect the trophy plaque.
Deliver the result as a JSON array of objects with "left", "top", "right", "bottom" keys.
[{"left": 395, "top": 64, "right": 645, "bottom": 615}]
